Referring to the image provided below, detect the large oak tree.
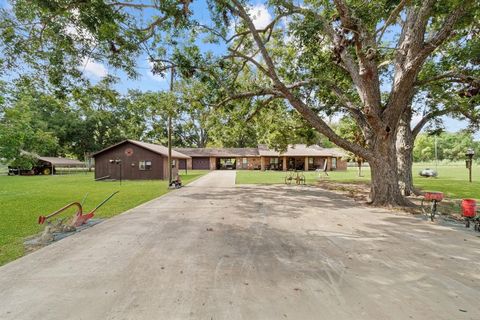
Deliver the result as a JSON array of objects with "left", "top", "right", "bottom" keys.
[{"left": 1, "top": 0, "right": 479, "bottom": 206}]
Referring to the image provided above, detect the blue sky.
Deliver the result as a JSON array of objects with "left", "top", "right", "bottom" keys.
[{"left": 0, "top": 0, "right": 472, "bottom": 133}]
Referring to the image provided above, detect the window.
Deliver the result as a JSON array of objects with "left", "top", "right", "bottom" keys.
[
  {"left": 308, "top": 157, "right": 314, "bottom": 165},
  {"left": 332, "top": 158, "right": 337, "bottom": 169},
  {"left": 242, "top": 158, "right": 247, "bottom": 164},
  {"left": 270, "top": 158, "right": 279, "bottom": 164},
  {"left": 139, "top": 161, "right": 152, "bottom": 171}
]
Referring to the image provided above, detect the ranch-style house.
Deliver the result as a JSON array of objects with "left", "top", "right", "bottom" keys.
[{"left": 92, "top": 139, "right": 346, "bottom": 180}]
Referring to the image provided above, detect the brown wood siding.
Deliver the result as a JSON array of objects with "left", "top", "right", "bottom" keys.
[{"left": 94, "top": 142, "right": 164, "bottom": 180}]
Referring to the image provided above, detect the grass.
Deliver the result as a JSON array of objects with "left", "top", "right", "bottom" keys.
[
  {"left": 236, "top": 163, "right": 480, "bottom": 200},
  {"left": 0, "top": 170, "right": 208, "bottom": 266},
  {"left": 236, "top": 169, "right": 369, "bottom": 185}
]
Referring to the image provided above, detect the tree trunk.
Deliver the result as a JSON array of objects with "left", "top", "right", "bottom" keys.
[
  {"left": 369, "top": 135, "right": 411, "bottom": 207},
  {"left": 357, "top": 160, "right": 363, "bottom": 177},
  {"left": 396, "top": 109, "right": 416, "bottom": 196}
]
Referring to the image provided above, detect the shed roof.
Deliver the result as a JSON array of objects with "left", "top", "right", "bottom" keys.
[
  {"left": 19, "top": 150, "right": 85, "bottom": 166},
  {"left": 37, "top": 156, "right": 85, "bottom": 166},
  {"left": 92, "top": 140, "right": 190, "bottom": 159}
]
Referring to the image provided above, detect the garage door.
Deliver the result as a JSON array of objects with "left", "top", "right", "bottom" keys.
[
  {"left": 178, "top": 159, "right": 186, "bottom": 170},
  {"left": 192, "top": 157, "right": 210, "bottom": 170}
]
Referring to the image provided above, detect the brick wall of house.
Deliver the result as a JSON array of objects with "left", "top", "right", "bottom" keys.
[
  {"left": 336, "top": 158, "right": 347, "bottom": 170},
  {"left": 235, "top": 157, "right": 261, "bottom": 170}
]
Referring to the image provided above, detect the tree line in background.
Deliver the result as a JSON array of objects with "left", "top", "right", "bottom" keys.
[
  {"left": 1, "top": 73, "right": 477, "bottom": 168},
  {"left": 0, "top": 76, "right": 327, "bottom": 167},
  {"left": 1, "top": 1, "right": 479, "bottom": 206},
  {"left": 413, "top": 132, "right": 480, "bottom": 162}
]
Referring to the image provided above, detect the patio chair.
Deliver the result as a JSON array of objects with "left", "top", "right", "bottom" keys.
[
  {"left": 284, "top": 171, "right": 295, "bottom": 184},
  {"left": 296, "top": 172, "right": 306, "bottom": 185}
]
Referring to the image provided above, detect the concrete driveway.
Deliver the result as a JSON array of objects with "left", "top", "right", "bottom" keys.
[{"left": 1, "top": 171, "right": 479, "bottom": 320}]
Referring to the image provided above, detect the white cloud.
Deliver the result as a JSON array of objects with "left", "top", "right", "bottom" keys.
[
  {"left": 248, "top": 4, "right": 272, "bottom": 30},
  {"left": 227, "top": 4, "right": 272, "bottom": 40},
  {"left": 147, "top": 60, "right": 168, "bottom": 82},
  {"left": 81, "top": 58, "right": 107, "bottom": 78}
]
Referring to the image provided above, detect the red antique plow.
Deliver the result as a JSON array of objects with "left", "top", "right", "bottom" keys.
[{"left": 38, "top": 191, "right": 119, "bottom": 227}]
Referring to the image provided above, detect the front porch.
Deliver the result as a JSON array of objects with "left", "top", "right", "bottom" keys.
[{"left": 260, "top": 156, "right": 330, "bottom": 171}]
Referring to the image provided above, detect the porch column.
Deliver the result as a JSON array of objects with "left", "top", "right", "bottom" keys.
[
  {"left": 187, "top": 158, "right": 192, "bottom": 170},
  {"left": 260, "top": 157, "right": 265, "bottom": 171},
  {"left": 209, "top": 157, "right": 216, "bottom": 170},
  {"left": 304, "top": 156, "right": 309, "bottom": 171},
  {"left": 282, "top": 156, "right": 287, "bottom": 171}
]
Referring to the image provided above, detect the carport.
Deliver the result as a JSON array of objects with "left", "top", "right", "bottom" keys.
[
  {"left": 37, "top": 156, "right": 86, "bottom": 175},
  {"left": 216, "top": 158, "right": 236, "bottom": 170}
]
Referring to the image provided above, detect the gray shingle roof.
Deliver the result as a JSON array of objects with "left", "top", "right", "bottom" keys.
[
  {"left": 92, "top": 140, "right": 190, "bottom": 159},
  {"left": 259, "top": 144, "right": 345, "bottom": 157},
  {"left": 93, "top": 141, "right": 344, "bottom": 159},
  {"left": 175, "top": 147, "right": 259, "bottom": 157}
]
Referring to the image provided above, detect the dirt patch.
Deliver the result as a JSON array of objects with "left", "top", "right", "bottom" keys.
[
  {"left": 316, "top": 180, "right": 371, "bottom": 203},
  {"left": 23, "top": 219, "right": 104, "bottom": 254},
  {"left": 315, "top": 180, "right": 464, "bottom": 218}
]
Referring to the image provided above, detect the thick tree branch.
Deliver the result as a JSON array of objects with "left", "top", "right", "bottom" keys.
[
  {"left": 411, "top": 4, "right": 470, "bottom": 69},
  {"left": 227, "top": 0, "right": 375, "bottom": 160},
  {"left": 412, "top": 111, "right": 438, "bottom": 138},
  {"left": 384, "top": 2, "right": 471, "bottom": 130},
  {"left": 229, "top": 0, "right": 282, "bottom": 83}
]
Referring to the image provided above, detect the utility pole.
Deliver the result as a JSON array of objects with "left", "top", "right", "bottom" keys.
[{"left": 168, "top": 67, "right": 174, "bottom": 186}]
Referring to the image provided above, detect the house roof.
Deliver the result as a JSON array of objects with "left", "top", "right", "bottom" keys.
[
  {"left": 93, "top": 141, "right": 344, "bottom": 159},
  {"left": 259, "top": 144, "right": 346, "bottom": 157},
  {"left": 257, "top": 145, "right": 279, "bottom": 156},
  {"left": 175, "top": 147, "right": 259, "bottom": 157},
  {"left": 92, "top": 140, "right": 191, "bottom": 159}
]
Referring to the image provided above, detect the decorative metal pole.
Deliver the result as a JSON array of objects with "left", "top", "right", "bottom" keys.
[{"left": 466, "top": 148, "right": 475, "bottom": 183}]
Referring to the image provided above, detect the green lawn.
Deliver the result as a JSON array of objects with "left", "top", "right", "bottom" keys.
[
  {"left": 0, "top": 170, "right": 207, "bottom": 266},
  {"left": 236, "top": 163, "right": 480, "bottom": 200}
]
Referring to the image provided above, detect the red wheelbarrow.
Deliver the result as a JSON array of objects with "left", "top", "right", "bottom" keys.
[{"left": 38, "top": 191, "right": 119, "bottom": 227}]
